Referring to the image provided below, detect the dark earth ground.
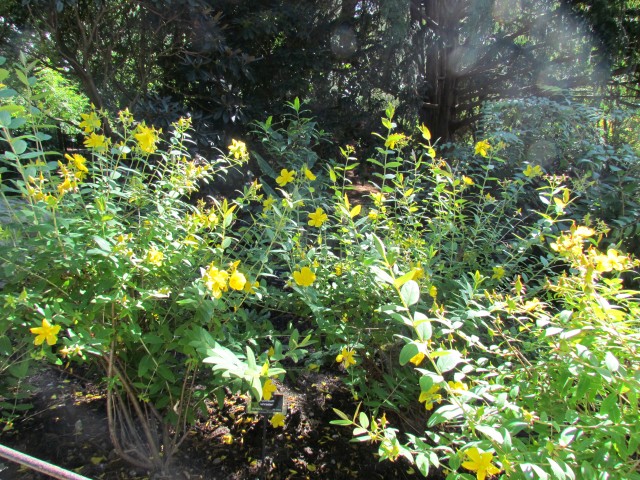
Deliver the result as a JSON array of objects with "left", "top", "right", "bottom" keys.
[{"left": 0, "top": 365, "right": 421, "bottom": 479}]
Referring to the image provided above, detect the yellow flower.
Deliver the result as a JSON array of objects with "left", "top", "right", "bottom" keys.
[
  {"left": 447, "top": 380, "right": 468, "bottom": 393},
  {"left": 308, "top": 207, "right": 328, "bottom": 227},
  {"left": 79, "top": 111, "right": 101, "bottom": 133},
  {"left": 146, "top": 246, "right": 164, "bottom": 266},
  {"left": 419, "top": 124, "right": 432, "bottom": 141},
  {"left": 229, "top": 269, "right": 247, "bottom": 291},
  {"left": 523, "top": 164, "right": 543, "bottom": 178},
  {"left": 118, "top": 108, "right": 134, "bottom": 126},
  {"left": 303, "top": 166, "right": 317, "bottom": 181},
  {"left": 228, "top": 139, "right": 248, "bottom": 160},
  {"left": 384, "top": 133, "right": 408, "bottom": 150},
  {"left": 293, "top": 266, "right": 316, "bottom": 287},
  {"left": 262, "top": 379, "right": 277, "bottom": 400},
  {"left": 462, "top": 447, "right": 502, "bottom": 480},
  {"left": 263, "top": 196, "right": 275, "bottom": 211},
  {"left": 491, "top": 266, "right": 505, "bottom": 280},
  {"left": 336, "top": 347, "right": 356, "bottom": 369},
  {"left": 429, "top": 285, "right": 438, "bottom": 299},
  {"left": 202, "top": 264, "right": 229, "bottom": 298},
  {"left": 83, "top": 132, "right": 108, "bottom": 151},
  {"left": 474, "top": 140, "right": 491, "bottom": 158},
  {"left": 462, "top": 175, "right": 474, "bottom": 186},
  {"left": 57, "top": 176, "right": 77, "bottom": 196},
  {"left": 419, "top": 385, "right": 442, "bottom": 410},
  {"left": 244, "top": 279, "right": 260, "bottom": 294},
  {"left": 65, "top": 153, "right": 89, "bottom": 180},
  {"left": 270, "top": 412, "right": 285, "bottom": 428},
  {"left": 30, "top": 318, "right": 61, "bottom": 346},
  {"left": 276, "top": 169, "right": 295, "bottom": 187},
  {"left": 592, "top": 248, "right": 627, "bottom": 273},
  {"left": 573, "top": 226, "right": 595, "bottom": 238},
  {"left": 221, "top": 434, "right": 234, "bottom": 444},
  {"left": 409, "top": 352, "right": 425, "bottom": 366},
  {"left": 134, "top": 124, "right": 159, "bottom": 154}
]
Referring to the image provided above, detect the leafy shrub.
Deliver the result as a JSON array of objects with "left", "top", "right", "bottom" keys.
[{"left": 2, "top": 54, "right": 639, "bottom": 480}]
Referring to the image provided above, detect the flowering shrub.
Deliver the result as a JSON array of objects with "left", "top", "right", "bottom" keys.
[{"left": 1, "top": 55, "right": 639, "bottom": 479}]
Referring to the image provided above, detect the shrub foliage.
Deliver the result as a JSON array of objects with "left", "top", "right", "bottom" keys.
[{"left": 1, "top": 55, "right": 639, "bottom": 479}]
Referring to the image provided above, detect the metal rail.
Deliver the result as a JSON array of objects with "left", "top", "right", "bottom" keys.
[{"left": 0, "top": 442, "right": 93, "bottom": 480}]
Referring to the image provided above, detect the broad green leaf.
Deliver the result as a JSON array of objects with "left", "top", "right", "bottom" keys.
[
  {"left": 394, "top": 270, "right": 415, "bottom": 289},
  {"left": 370, "top": 265, "right": 394, "bottom": 285},
  {"left": 427, "top": 404, "right": 463, "bottom": 427},
  {"left": 400, "top": 280, "right": 420, "bottom": 306},
  {"left": 399, "top": 343, "right": 419, "bottom": 366},
  {"left": 358, "top": 412, "right": 369, "bottom": 429},
  {"left": 92, "top": 235, "right": 112, "bottom": 253},
  {"left": 476, "top": 425, "right": 504, "bottom": 445},
  {"left": 548, "top": 458, "right": 566, "bottom": 480},
  {"left": 371, "top": 234, "right": 387, "bottom": 260},
  {"left": 415, "top": 454, "right": 430, "bottom": 477},
  {"left": 435, "top": 350, "right": 462, "bottom": 373},
  {"left": 604, "top": 351, "right": 619, "bottom": 372},
  {"left": 415, "top": 318, "right": 432, "bottom": 342},
  {"left": 0, "top": 110, "right": 11, "bottom": 127}
]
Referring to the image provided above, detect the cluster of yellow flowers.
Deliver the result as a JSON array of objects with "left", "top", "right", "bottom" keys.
[
  {"left": 550, "top": 224, "right": 636, "bottom": 284},
  {"left": 25, "top": 172, "right": 54, "bottom": 204},
  {"left": 134, "top": 124, "right": 161, "bottom": 154},
  {"left": 550, "top": 225, "right": 596, "bottom": 258},
  {"left": 228, "top": 139, "right": 249, "bottom": 162},
  {"left": 25, "top": 153, "right": 89, "bottom": 205},
  {"left": 275, "top": 164, "right": 317, "bottom": 187},
  {"left": 57, "top": 153, "right": 88, "bottom": 196},
  {"left": 201, "top": 260, "right": 256, "bottom": 298},
  {"left": 419, "top": 385, "right": 442, "bottom": 411}
]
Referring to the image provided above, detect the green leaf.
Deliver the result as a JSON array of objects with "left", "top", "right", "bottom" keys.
[
  {"left": 370, "top": 265, "right": 394, "bottom": 286},
  {"left": 600, "top": 393, "right": 621, "bottom": 423},
  {"left": 435, "top": 350, "right": 462, "bottom": 373},
  {"left": 548, "top": 458, "right": 566, "bottom": 480},
  {"left": 157, "top": 365, "right": 176, "bottom": 382},
  {"left": 8, "top": 360, "right": 30, "bottom": 379},
  {"left": 92, "top": 235, "right": 112, "bottom": 253},
  {"left": 399, "top": 343, "right": 419, "bottom": 366},
  {"left": 393, "top": 270, "right": 415, "bottom": 289},
  {"left": 371, "top": 234, "right": 387, "bottom": 260},
  {"left": 0, "top": 336, "right": 12, "bottom": 356},
  {"left": 414, "top": 314, "right": 432, "bottom": 341},
  {"left": 476, "top": 425, "right": 504, "bottom": 445},
  {"left": 329, "top": 419, "right": 352, "bottom": 426},
  {"left": 358, "top": 412, "right": 369, "bottom": 429},
  {"left": 400, "top": 280, "right": 419, "bottom": 306},
  {"left": 415, "top": 453, "right": 430, "bottom": 477},
  {"left": 521, "top": 463, "right": 549, "bottom": 480},
  {"left": 253, "top": 152, "right": 276, "bottom": 178},
  {"left": 604, "top": 351, "right": 619, "bottom": 372},
  {"left": 0, "top": 110, "right": 11, "bottom": 127},
  {"left": 0, "top": 88, "right": 17, "bottom": 99}
]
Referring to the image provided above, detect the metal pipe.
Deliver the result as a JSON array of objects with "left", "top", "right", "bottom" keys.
[{"left": 0, "top": 442, "right": 93, "bottom": 480}]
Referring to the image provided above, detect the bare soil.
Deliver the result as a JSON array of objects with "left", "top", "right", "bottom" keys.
[{"left": 0, "top": 365, "right": 421, "bottom": 479}]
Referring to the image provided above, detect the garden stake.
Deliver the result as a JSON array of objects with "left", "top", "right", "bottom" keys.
[
  {"left": 260, "top": 414, "right": 268, "bottom": 479},
  {"left": 0, "top": 442, "right": 92, "bottom": 480}
]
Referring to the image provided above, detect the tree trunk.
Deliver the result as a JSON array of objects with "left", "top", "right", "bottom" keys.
[{"left": 418, "top": 0, "right": 466, "bottom": 143}]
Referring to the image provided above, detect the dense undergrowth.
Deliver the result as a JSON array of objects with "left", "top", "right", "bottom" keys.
[{"left": 1, "top": 54, "right": 640, "bottom": 479}]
